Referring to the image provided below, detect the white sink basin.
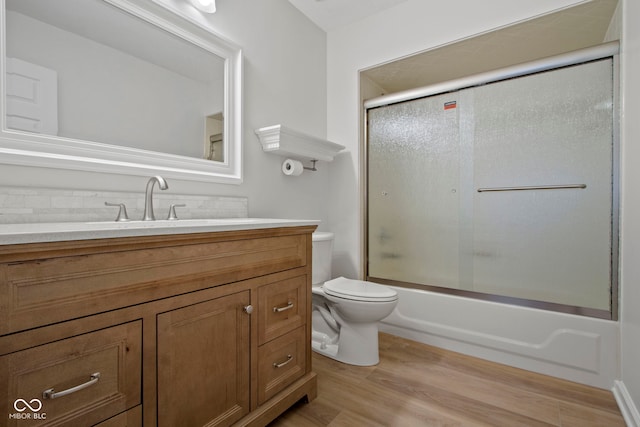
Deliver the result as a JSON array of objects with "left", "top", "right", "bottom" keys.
[{"left": 0, "top": 218, "right": 320, "bottom": 245}]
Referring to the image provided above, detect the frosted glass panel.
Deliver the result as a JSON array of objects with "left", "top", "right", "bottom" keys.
[
  {"left": 368, "top": 93, "right": 460, "bottom": 288},
  {"left": 471, "top": 59, "right": 613, "bottom": 310},
  {"left": 367, "top": 58, "right": 615, "bottom": 314}
]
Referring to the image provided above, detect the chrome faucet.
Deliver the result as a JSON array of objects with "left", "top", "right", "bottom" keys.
[{"left": 142, "top": 175, "right": 168, "bottom": 221}]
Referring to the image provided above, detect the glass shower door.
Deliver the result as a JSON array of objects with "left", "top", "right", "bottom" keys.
[
  {"left": 471, "top": 59, "right": 613, "bottom": 311},
  {"left": 367, "top": 92, "right": 461, "bottom": 289},
  {"left": 366, "top": 58, "right": 615, "bottom": 316}
]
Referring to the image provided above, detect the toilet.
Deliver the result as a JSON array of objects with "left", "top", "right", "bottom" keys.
[{"left": 311, "top": 231, "right": 398, "bottom": 366}]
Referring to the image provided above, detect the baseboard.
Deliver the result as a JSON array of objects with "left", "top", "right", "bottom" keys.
[{"left": 613, "top": 380, "right": 640, "bottom": 427}]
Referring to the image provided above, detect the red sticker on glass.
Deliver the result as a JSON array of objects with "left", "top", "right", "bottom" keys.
[{"left": 444, "top": 101, "right": 457, "bottom": 110}]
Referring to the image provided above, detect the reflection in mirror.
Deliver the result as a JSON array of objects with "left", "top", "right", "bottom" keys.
[
  {"left": 5, "top": 0, "right": 225, "bottom": 160},
  {"left": 205, "top": 112, "right": 223, "bottom": 161},
  {"left": 1, "top": 0, "right": 242, "bottom": 183}
]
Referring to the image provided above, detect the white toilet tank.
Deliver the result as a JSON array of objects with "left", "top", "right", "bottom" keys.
[{"left": 312, "top": 232, "right": 334, "bottom": 285}]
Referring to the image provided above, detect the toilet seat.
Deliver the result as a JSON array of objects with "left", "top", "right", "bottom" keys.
[{"left": 323, "top": 277, "right": 398, "bottom": 302}]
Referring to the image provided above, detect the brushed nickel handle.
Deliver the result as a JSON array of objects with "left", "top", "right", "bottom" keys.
[
  {"left": 243, "top": 305, "right": 254, "bottom": 314},
  {"left": 477, "top": 184, "right": 586, "bottom": 192},
  {"left": 167, "top": 203, "right": 186, "bottom": 220},
  {"left": 104, "top": 202, "right": 130, "bottom": 222},
  {"left": 273, "top": 355, "right": 293, "bottom": 368},
  {"left": 273, "top": 301, "right": 294, "bottom": 313},
  {"left": 42, "top": 372, "right": 101, "bottom": 400}
]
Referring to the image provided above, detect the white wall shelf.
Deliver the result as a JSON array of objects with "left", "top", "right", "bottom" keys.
[{"left": 254, "top": 124, "right": 345, "bottom": 162}]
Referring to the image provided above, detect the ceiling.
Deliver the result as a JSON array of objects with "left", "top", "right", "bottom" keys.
[
  {"left": 287, "top": 0, "right": 619, "bottom": 96},
  {"left": 287, "top": 0, "right": 408, "bottom": 32}
]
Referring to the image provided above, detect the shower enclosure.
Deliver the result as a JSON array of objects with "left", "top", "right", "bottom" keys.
[{"left": 365, "top": 45, "right": 618, "bottom": 319}]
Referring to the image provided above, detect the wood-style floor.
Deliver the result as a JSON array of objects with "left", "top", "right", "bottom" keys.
[{"left": 269, "top": 333, "right": 625, "bottom": 427}]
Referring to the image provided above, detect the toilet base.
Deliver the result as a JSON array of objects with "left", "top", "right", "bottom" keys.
[
  {"left": 311, "top": 340, "right": 339, "bottom": 360},
  {"left": 311, "top": 322, "right": 381, "bottom": 366}
]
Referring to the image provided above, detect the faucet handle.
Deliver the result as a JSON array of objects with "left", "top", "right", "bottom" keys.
[
  {"left": 105, "top": 202, "right": 130, "bottom": 222},
  {"left": 167, "top": 203, "right": 186, "bottom": 220}
]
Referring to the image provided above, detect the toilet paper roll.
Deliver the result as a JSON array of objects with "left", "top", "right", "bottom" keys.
[{"left": 282, "top": 158, "right": 304, "bottom": 176}]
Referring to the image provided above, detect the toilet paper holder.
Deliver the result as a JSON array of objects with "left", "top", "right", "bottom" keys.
[
  {"left": 303, "top": 159, "right": 318, "bottom": 171},
  {"left": 282, "top": 158, "right": 318, "bottom": 175}
]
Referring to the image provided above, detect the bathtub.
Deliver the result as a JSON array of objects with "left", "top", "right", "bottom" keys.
[{"left": 378, "top": 285, "right": 618, "bottom": 389}]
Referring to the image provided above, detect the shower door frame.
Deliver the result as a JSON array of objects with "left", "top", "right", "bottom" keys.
[{"left": 362, "top": 42, "right": 620, "bottom": 320}]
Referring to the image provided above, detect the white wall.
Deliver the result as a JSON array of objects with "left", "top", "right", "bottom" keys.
[
  {"left": 326, "top": 0, "right": 632, "bottom": 392},
  {"left": 0, "top": 0, "right": 330, "bottom": 226},
  {"left": 326, "top": 0, "right": 589, "bottom": 279},
  {"left": 619, "top": 0, "right": 640, "bottom": 422}
]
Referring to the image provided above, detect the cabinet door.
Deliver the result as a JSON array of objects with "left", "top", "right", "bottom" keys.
[{"left": 157, "top": 291, "right": 250, "bottom": 427}]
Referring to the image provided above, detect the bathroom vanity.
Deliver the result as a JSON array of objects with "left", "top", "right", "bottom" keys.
[{"left": 0, "top": 220, "right": 318, "bottom": 426}]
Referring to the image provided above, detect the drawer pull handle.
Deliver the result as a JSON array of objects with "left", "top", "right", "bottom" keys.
[
  {"left": 273, "top": 355, "right": 293, "bottom": 368},
  {"left": 42, "top": 372, "right": 101, "bottom": 400},
  {"left": 273, "top": 301, "right": 294, "bottom": 313}
]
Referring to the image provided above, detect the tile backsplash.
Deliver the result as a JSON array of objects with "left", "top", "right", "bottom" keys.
[{"left": 0, "top": 186, "right": 247, "bottom": 224}]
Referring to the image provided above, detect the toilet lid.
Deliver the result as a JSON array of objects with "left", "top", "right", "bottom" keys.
[{"left": 323, "top": 277, "right": 398, "bottom": 302}]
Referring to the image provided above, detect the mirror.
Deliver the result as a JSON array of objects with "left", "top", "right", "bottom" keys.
[{"left": 0, "top": 0, "right": 243, "bottom": 183}]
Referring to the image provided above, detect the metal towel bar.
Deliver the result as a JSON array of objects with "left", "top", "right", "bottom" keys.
[{"left": 477, "top": 184, "right": 586, "bottom": 193}]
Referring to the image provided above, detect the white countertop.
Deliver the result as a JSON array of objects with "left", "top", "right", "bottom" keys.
[{"left": 0, "top": 218, "right": 321, "bottom": 245}]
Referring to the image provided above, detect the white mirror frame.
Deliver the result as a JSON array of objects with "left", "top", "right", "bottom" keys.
[{"left": 0, "top": 0, "right": 243, "bottom": 184}]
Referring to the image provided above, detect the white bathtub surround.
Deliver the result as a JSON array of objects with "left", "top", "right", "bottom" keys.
[
  {"left": 379, "top": 286, "right": 618, "bottom": 389},
  {"left": 0, "top": 186, "right": 247, "bottom": 224}
]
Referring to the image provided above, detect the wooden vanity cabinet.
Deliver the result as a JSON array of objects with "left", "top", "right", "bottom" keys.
[{"left": 0, "top": 226, "right": 317, "bottom": 427}]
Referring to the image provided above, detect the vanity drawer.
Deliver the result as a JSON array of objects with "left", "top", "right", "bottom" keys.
[
  {"left": 258, "top": 275, "right": 307, "bottom": 345},
  {"left": 0, "top": 321, "right": 142, "bottom": 427},
  {"left": 257, "top": 326, "right": 306, "bottom": 405},
  {"left": 0, "top": 233, "right": 308, "bottom": 335}
]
